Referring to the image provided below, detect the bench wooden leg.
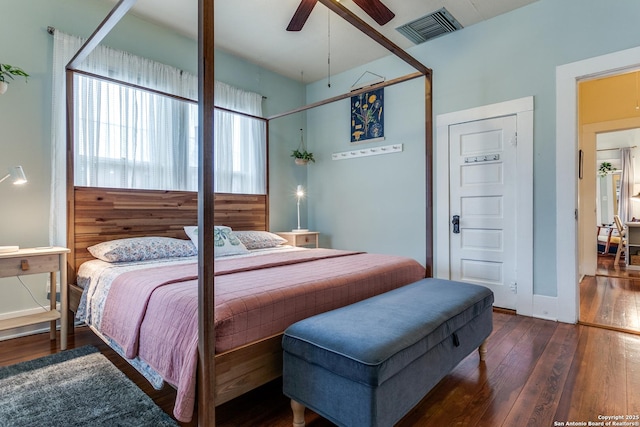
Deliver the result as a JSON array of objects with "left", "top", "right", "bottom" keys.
[
  {"left": 291, "top": 399, "right": 306, "bottom": 427},
  {"left": 478, "top": 341, "right": 488, "bottom": 361}
]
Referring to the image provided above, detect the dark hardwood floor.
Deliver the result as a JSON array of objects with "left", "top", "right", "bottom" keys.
[
  {"left": 580, "top": 254, "right": 640, "bottom": 334},
  {"left": 2, "top": 312, "right": 640, "bottom": 426}
]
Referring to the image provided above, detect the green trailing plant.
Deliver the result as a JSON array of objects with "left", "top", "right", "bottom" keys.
[
  {"left": 291, "top": 149, "right": 315, "bottom": 163},
  {"left": 0, "top": 64, "right": 29, "bottom": 84},
  {"left": 598, "top": 162, "right": 615, "bottom": 178}
]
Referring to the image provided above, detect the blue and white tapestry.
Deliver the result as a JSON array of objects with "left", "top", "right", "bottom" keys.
[{"left": 351, "top": 88, "right": 384, "bottom": 143}]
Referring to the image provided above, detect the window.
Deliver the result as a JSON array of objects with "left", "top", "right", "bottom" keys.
[
  {"left": 74, "top": 76, "right": 266, "bottom": 194},
  {"left": 75, "top": 75, "right": 199, "bottom": 191},
  {"left": 62, "top": 38, "right": 265, "bottom": 194}
]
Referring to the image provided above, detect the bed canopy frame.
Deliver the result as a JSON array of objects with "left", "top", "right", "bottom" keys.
[{"left": 63, "top": 0, "right": 433, "bottom": 425}]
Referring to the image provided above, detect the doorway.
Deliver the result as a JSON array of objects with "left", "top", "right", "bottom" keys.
[
  {"left": 556, "top": 45, "right": 640, "bottom": 325},
  {"left": 580, "top": 124, "right": 640, "bottom": 334}
]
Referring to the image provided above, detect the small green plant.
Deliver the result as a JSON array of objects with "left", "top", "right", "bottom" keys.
[
  {"left": 291, "top": 149, "right": 315, "bottom": 163},
  {"left": 598, "top": 162, "right": 615, "bottom": 177},
  {"left": 0, "top": 64, "right": 29, "bottom": 84}
]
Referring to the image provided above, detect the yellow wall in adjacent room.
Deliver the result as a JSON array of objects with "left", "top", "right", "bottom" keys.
[{"left": 579, "top": 71, "right": 640, "bottom": 125}]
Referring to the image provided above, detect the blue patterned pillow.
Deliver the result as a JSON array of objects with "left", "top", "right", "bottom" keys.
[
  {"left": 183, "top": 225, "right": 249, "bottom": 257},
  {"left": 87, "top": 237, "right": 197, "bottom": 263}
]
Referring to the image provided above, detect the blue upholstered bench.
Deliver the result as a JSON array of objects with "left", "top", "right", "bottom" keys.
[{"left": 282, "top": 278, "right": 494, "bottom": 427}]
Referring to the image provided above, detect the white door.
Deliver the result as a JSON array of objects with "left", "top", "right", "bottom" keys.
[{"left": 449, "top": 115, "right": 518, "bottom": 309}]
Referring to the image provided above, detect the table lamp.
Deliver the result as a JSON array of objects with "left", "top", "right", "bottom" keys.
[{"left": 293, "top": 185, "right": 309, "bottom": 232}]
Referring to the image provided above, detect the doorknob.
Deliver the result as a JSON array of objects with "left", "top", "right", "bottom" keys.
[{"left": 452, "top": 215, "right": 460, "bottom": 234}]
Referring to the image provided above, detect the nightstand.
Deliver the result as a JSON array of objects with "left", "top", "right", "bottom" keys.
[
  {"left": 0, "top": 247, "right": 70, "bottom": 350},
  {"left": 275, "top": 231, "right": 320, "bottom": 248}
]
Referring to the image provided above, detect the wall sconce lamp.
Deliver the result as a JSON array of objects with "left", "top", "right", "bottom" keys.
[
  {"left": 293, "top": 185, "right": 309, "bottom": 232},
  {"left": 0, "top": 166, "right": 28, "bottom": 185}
]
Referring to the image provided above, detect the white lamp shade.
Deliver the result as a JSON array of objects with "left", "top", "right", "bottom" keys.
[
  {"left": 0, "top": 166, "right": 28, "bottom": 185},
  {"left": 9, "top": 166, "right": 27, "bottom": 185}
]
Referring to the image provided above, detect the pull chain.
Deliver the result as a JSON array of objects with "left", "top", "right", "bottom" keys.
[
  {"left": 327, "top": 9, "right": 331, "bottom": 88},
  {"left": 297, "top": 128, "right": 306, "bottom": 152}
]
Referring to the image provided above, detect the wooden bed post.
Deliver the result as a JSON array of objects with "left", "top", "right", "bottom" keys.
[
  {"left": 199, "top": 0, "right": 216, "bottom": 425},
  {"left": 425, "top": 73, "right": 433, "bottom": 277}
]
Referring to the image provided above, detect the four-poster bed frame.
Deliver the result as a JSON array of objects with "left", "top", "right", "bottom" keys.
[{"left": 63, "top": 0, "right": 433, "bottom": 425}]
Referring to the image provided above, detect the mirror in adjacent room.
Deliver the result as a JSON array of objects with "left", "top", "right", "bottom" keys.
[{"left": 596, "top": 169, "right": 620, "bottom": 227}]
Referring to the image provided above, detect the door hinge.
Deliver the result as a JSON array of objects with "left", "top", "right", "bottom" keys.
[
  {"left": 509, "top": 282, "right": 517, "bottom": 293},
  {"left": 575, "top": 209, "right": 579, "bottom": 220},
  {"left": 510, "top": 132, "right": 517, "bottom": 147}
]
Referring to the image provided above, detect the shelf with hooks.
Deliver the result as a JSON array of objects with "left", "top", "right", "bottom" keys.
[{"left": 332, "top": 144, "right": 403, "bottom": 161}]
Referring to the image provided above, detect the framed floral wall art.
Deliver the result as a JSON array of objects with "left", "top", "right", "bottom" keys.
[{"left": 351, "top": 88, "right": 384, "bottom": 144}]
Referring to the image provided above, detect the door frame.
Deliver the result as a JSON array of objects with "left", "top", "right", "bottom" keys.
[
  {"left": 435, "top": 96, "right": 534, "bottom": 316},
  {"left": 556, "top": 45, "right": 640, "bottom": 324}
]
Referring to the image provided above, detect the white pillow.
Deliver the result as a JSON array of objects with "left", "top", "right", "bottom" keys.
[
  {"left": 183, "top": 225, "right": 249, "bottom": 257},
  {"left": 184, "top": 226, "right": 199, "bottom": 249}
]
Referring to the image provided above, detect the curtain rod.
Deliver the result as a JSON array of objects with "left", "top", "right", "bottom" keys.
[
  {"left": 46, "top": 25, "right": 267, "bottom": 100},
  {"left": 597, "top": 145, "right": 637, "bottom": 152}
]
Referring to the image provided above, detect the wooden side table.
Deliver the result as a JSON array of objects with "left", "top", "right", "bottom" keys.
[
  {"left": 275, "top": 231, "right": 320, "bottom": 248},
  {"left": 0, "top": 247, "right": 70, "bottom": 349}
]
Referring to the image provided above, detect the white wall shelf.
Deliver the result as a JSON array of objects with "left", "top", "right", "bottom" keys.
[{"left": 332, "top": 143, "right": 403, "bottom": 161}]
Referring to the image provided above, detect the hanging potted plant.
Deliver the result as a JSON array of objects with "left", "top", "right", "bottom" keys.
[
  {"left": 291, "top": 128, "right": 315, "bottom": 165},
  {"left": 0, "top": 64, "right": 29, "bottom": 95},
  {"left": 598, "top": 162, "right": 615, "bottom": 177},
  {"left": 291, "top": 149, "right": 315, "bottom": 165}
]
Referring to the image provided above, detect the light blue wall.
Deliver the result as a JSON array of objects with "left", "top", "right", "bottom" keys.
[
  {"left": 306, "top": 0, "right": 640, "bottom": 297},
  {"left": 0, "top": 0, "right": 302, "bottom": 319}
]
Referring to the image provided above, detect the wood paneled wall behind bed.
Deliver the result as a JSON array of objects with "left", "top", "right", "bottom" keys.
[
  {"left": 70, "top": 186, "right": 268, "bottom": 273},
  {"left": 67, "top": 186, "right": 268, "bottom": 310}
]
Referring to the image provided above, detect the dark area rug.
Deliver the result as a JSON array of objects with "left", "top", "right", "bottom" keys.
[{"left": 0, "top": 345, "right": 177, "bottom": 427}]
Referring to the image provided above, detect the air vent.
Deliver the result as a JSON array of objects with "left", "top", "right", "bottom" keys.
[{"left": 396, "top": 7, "right": 463, "bottom": 44}]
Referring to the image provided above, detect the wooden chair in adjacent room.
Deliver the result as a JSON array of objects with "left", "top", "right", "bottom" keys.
[
  {"left": 596, "top": 224, "right": 616, "bottom": 255},
  {"left": 613, "top": 215, "right": 627, "bottom": 265}
]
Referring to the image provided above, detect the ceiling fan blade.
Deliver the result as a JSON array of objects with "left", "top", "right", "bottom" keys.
[
  {"left": 352, "top": 0, "right": 395, "bottom": 26},
  {"left": 287, "top": 0, "right": 318, "bottom": 31}
]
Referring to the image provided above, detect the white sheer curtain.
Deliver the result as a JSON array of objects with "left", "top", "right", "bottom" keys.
[
  {"left": 214, "top": 81, "right": 266, "bottom": 194},
  {"left": 619, "top": 147, "right": 635, "bottom": 224},
  {"left": 50, "top": 31, "right": 83, "bottom": 247},
  {"left": 74, "top": 75, "right": 198, "bottom": 190},
  {"left": 50, "top": 31, "right": 266, "bottom": 246}
]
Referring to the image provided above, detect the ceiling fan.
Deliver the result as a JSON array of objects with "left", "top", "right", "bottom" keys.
[{"left": 287, "top": 0, "right": 395, "bottom": 31}]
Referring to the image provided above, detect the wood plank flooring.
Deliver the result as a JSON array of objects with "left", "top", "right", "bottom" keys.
[
  {"left": 2, "top": 312, "right": 640, "bottom": 426},
  {"left": 580, "top": 254, "right": 640, "bottom": 334}
]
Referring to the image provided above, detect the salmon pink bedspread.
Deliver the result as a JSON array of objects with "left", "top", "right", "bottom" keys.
[{"left": 99, "top": 248, "right": 425, "bottom": 422}]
